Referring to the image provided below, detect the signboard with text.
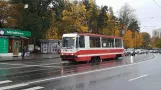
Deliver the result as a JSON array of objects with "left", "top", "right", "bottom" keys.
[
  {"left": 0, "top": 38, "right": 8, "bottom": 53},
  {"left": 0, "top": 28, "right": 31, "bottom": 37}
]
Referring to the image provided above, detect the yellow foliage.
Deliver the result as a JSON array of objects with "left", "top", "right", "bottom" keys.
[
  {"left": 133, "top": 32, "right": 143, "bottom": 48},
  {"left": 123, "top": 30, "right": 143, "bottom": 48},
  {"left": 123, "top": 30, "right": 134, "bottom": 48},
  {"left": 62, "top": 3, "right": 88, "bottom": 33},
  {"left": 46, "top": 27, "right": 59, "bottom": 39}
]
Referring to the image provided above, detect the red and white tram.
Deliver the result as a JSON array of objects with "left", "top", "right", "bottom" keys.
[{"left": 60, "top": 33, "right": 124, "bottom": 62}]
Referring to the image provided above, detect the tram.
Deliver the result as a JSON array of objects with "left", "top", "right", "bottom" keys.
[{"left": 60, "top": 33, "right": 124, "bottom": 62}]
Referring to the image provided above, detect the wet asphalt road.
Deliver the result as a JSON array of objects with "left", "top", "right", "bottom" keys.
[{"left": 0, "top": 53, "right": 160, "bottom": 90}]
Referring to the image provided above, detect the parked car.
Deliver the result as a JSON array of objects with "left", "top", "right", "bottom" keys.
[
  {"left": 135, "top": 49, "right": 142, "bottom": 54},
  {"left": 125, "top": 48, "right": 135, "bottom": 56}
]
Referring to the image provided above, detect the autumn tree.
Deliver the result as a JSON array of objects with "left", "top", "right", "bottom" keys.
[
  {"left": 153, "top": 38, "right": 161, "bottom": 48},
  {"left": 97, "top": 5, "right": 108, "bottom": 34},
  {"left": 0, "top": 1, "right": 22, "bottom": 28},
  {"left": 82, "top": 0, "right": 99, "bottom": 33},
  {"left": 133, "top": 32, "right": 142, "bottom": 48},
  {"left": 141, "top": 32, "right": 151, "bottom": 48},
  {"left": 0, "top": 1, "right": 9, "bottom": 28},
  {"left": 51, "top": 0, "right": 65, "bottom": 20},
  {"left": 62, "top": 3, "right": 88, "bottom": 33},
  {"left": 46, "top": 2, "right": 88, "bottom": 39},
  {"left": 87, "top": 0, "right": 99, "bottom": 33},
  {"left": 123, "top": 30, "right": 134, "bottom": 48}
]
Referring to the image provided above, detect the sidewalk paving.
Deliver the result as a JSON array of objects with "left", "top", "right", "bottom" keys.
[{"left": 0, "top": 53, "right": 60, "bottom": 62}]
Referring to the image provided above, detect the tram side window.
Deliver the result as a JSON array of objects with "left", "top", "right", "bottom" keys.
[
  {"left": 79, "top": 36, "right": 85, "bottom": 48},
  {"left": 76, "top": 36, "right": 85, "bottom": 48},
  {"left": 90, "top": 37, "right": 100, "bottom": 48},
  {"left": 115, "top": 39, "right": 122, "bottom": 48},
  {"left": 102, "top": 38, "right": 114, "bottom": 48}
]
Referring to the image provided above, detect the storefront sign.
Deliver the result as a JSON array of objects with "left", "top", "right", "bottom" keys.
[
  {"left": 0, "top": 38, "right": 8, "bottom": 53},
  {"left": 0, "top": 28, "right": 31, "bottom": 37}
]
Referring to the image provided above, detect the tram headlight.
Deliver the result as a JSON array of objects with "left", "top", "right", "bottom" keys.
[
  {"left": 61, "top": 53, "right": 64, "bottom": 55},
  {"left": 71, "top": 53, "right": 74, "bottom": 55}
]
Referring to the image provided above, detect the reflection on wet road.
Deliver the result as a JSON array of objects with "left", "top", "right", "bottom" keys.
[{"left": 0, "top": 53, "right": 158, "bottom": 90}]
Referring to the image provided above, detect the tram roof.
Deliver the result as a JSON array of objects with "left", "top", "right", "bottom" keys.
[{"left": 63, "top": 33, "right": 122, "bottom": 39}]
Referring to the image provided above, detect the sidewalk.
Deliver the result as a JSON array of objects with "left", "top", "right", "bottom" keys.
[{"left": 0, "top": 53, "right": 60, "bottom": 62}]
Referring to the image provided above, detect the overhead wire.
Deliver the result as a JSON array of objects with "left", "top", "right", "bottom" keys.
[{"left": 153, "top": 0, "right": 161, "bottom": 9}]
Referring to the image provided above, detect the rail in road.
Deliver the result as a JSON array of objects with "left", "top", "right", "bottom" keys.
[{"left": 0, "top": 53, "right": 156, "bottom": 90}]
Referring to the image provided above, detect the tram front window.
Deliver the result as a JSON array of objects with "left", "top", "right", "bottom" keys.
[{"left": 62, "top": 37, "right": 75, "bottom": 49}]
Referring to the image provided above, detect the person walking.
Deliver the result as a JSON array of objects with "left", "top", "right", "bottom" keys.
[{"left": 21, "top": 47, "right": 26, "bottom": 60}]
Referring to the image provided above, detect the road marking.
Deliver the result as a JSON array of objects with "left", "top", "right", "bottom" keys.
[
  {"left": 42, "top": 66, "right": 61, "bottom": 68},
  {"left": 23, "top": 86, "right": 44, "bottom": 90},
  {"left": 0, "top": 63, "right": 25, "bottom": 66},
  {"left": 128, "top": 74, "right": 149, "bottom": 81},
  {"left": 0, "top": 80, "right": 12, "bottom": 85},
  {"left": 0, "top": 62, "right": 68, "bottom": 70},
  {"left": 0, "top": 65, "right": 39, "bottom": 70},
  {"left": 0, "top": 83, "right": 29, "bottom": 90},
  {"left": 39, "top": 61, "right": 68, "bottom": 66}
]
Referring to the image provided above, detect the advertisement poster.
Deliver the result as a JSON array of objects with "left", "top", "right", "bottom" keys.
[{"left": 0, "top": 38, "right": 8, "bottom": 53}]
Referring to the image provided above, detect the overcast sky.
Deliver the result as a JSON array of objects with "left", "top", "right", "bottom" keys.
[{"left": 96, "top": 0, "right": 161, "bottom": 36}]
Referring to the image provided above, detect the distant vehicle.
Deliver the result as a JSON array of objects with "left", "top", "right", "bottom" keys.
[
  {"left": 125, "top": 48, "right": 135, "bottom": 56},
  {"left": 135, "top": 49, "right": 142, "bottom": 54},
  {"left": 135, "top": 49, "right": 149, "bottom": 54},
  {"left": 60, "top": 33, "right": 124, "bottom": 62},
  {"left": 150, "top": 49, "right": 158, "bottom": 53}
]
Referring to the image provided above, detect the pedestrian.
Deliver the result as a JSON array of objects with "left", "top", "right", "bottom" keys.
[{"left": 21, "top": 47, "right": 26, "bottom": 60}]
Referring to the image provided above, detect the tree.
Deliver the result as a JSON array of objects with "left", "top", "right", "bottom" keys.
[
  {"left": 51, "top": 0, "right": 65, "bottom": 20},
  {"left": 123, "top": 30, "right": 134, "bottom": 48},
  {"left": 128, "top": 20, "right": 140, "bottom": 33},
  {"left": 0, "top": 1, "right": 21, "bottom": 28},
  {"left": 133, "top": 31, "right": 142, "bottom": 48},
  {"left": 97, "top": 5, "right": 108, "bottom": 33},
  {"left": 10, "top": 0, "right": 54, "bottom": 44},
  {"left": 153, "top": 38, "right": 161, "bottom": 48},
  {"left": 82, "top": 0, "right": 90, "bottom": 11},
  {"left": 0, "top": 1, "right": 9, "bottom": 28},
  {"left": 141, "top": 32, "right": 151, "bottom": 48},
  {"left": 119, "top": 3, "right": 137, "bottom": 33},
  {"left": 62, "top": 3, "right": 88, "bottom": 33},
  {"left": 83, "top": 0, "right": 99, "bottom": 33}
]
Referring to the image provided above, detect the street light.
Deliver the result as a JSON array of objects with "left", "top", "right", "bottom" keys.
[{"left": 24, "top": 4, "right": 28, "bottom": 9}]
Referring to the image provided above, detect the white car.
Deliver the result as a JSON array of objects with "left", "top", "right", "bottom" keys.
[{"left": 125, "top": 48, "right": 135, "bottom": 56}]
